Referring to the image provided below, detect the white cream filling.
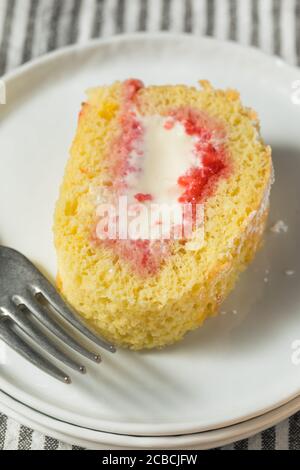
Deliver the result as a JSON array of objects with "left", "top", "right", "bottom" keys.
[
  {"left": 125, "top": 115, "right": 200, "bottom": 204},
  {"left": 121, "top": 115, "right": 206, "bottom": 240},
  {"left": 95, "top": 114, "right": 212, "bottom": 242}
]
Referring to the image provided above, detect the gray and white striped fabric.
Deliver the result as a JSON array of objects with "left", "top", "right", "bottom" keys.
[{"left": 0, "top": 0, "right": 300, "bottom": 451}]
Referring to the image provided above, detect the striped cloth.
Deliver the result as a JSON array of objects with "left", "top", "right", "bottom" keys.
[{"left": 0, "top": 0, "right": 300, "bottom": 451}]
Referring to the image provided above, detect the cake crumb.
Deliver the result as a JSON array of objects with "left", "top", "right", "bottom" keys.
[
  {"left": 285, "top": 270, "right": 295, "bottom": 276},
  {"left": 270, "top": 220, "right": 288, "bottom": 234},
  {"left": 232, "top": 310, "right": 238, "bottom": 315},
  {"left": 264, "top": 277, "right": 269, "bottom": 283}
]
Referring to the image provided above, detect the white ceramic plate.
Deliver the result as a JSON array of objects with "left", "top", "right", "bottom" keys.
[
  {"left": 1, "top": 389, "right": 299, "bottom": 450},
  {"left": 1, "top": 33, "right": 300, "bottom": 437}
]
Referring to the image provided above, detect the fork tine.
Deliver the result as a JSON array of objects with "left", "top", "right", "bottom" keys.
[
  {"left": 3, "top": 300, "right": 87, "bottom": 374},
  {"left": 0, "top": 316, "right": 71, "bottom": 384},
  {"left": 34, "top": 279, "right": 116, "bottom": 353},
  {"left": 17, "top": 292, "right": 101, "bottom": 363}
]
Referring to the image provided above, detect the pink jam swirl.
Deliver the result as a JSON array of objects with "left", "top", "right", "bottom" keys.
[{"left": 93, "top": 79, "right": 230, "bottom": 276}]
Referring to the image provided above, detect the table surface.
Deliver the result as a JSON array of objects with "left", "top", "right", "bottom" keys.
[{"left": 0, "top": 0, "right": 300, "bottom": 451}]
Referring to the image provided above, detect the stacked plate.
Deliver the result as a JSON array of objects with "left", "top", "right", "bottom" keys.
[{"left": 1, "top": 34, "right": 300, "bottom": 449}]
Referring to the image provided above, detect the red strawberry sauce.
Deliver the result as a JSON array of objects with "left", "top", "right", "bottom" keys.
[{"left": 170, "top": 107, "right": 229, "bottom": 205}]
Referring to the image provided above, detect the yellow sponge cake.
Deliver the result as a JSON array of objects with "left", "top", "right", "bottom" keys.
[{"left": 54, "top": 79, "right": 273, "bottom": 349}]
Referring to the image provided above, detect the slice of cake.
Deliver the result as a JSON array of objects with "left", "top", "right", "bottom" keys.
[{"left": 54, "top": 79, "right": 273, "bottom": 349}]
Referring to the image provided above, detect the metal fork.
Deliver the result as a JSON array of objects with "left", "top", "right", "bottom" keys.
[{"left": 0, "top": 246, "right": 116, "bottom": 384}]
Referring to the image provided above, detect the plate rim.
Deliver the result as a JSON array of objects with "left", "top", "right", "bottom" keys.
[
  {"left": 1, "top": 388, "right": 299, "bottom": 450},
  {"left": 2, "top": 31, "right": 300, "bottom": 85},
  {"left": 1, "top": 32, "right": 300, "bottom": 437}
]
